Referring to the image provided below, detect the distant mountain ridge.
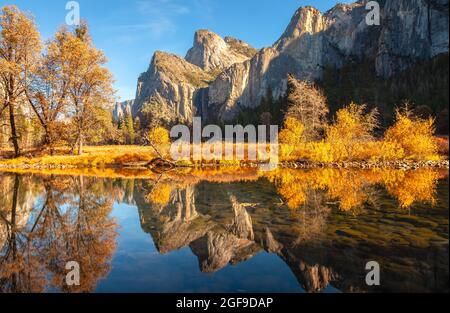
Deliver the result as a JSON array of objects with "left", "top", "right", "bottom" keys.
[
  {"left": 127, "top": 0, "right": 449, "bottom": 125},
  {"left": 113, "top": 99, "right": 134, "bottom": 121}
]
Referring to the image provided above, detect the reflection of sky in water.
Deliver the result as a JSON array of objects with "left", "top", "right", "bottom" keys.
[
  {"left": 97, "top": 202, "right": 309, "bottom": 293},
  {"left": 0, "top": 170, "right": 447, "bottom": 293}
]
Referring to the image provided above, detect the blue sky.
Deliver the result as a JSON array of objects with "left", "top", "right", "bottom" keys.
[{"left": 0, "top": 0, "right": 349, "bottom": 101}]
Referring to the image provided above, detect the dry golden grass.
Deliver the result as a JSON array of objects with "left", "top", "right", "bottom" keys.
[
  {"left": 0, "top": 145, "right": 157, "bottom": 168},
  {"left": 0, "top": 143, "right": 278, "bottom": 168},
  {"left": 0, "top": 138, "right": 447, "bottom": 170}
]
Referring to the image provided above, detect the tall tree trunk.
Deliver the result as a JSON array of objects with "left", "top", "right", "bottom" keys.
[
  {"left": 8, "top": 101, "right": 20, "bottom": 158},
  {"left": 77, "top": 134, "right": 83, "bottom": 155},
  {"left": 43, "top": 129, "right": 54, "bottom": 156},
  {"left": 10, "top": 174, "right": 19, "bottom": 292},
  {"left": 76, "top": 116, "right": 83, "bottom": 155}
]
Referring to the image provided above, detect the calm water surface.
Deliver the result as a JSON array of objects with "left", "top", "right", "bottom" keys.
[{"left": 0, "top": 168, "right": 448, "bottom": 293}]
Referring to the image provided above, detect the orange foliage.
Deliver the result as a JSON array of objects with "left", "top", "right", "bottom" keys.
[
  {"left": 146, "top": 183, "right": 173, "bottom": 206},
  {"left": 264, "top": 168, "right": 441, "bottom": 211},
  {"left": 384, "top": 110, "right": 439, "bottom": 160},
  {"left": 380, "top": 169, "right": 439, "bottom": 208}
]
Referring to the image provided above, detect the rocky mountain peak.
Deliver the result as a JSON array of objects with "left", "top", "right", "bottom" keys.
[
  {"left": 186, "top": 29, "right": 257, "bottom": 73},
  {"left": 274, "top": 6, "right": 325, "bottom": 51},
  {"left": 224, "top": 36, "right": 259, "bottom": 59},
  {"left": 133, "top": 50, "right": 213, "bottom": 124},
  {"left": 149, "top": 50, "right": 212, "bottom": 86},
  {"left": 130, "top": 0, "right": 448, "bottom": 126}
]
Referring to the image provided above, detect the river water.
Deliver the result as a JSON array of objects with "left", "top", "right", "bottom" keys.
[{"left": 0, "top": 168, "right": 448, "bottom": 293}]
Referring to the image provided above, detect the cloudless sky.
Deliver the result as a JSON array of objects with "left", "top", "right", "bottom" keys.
[{"left": 0, "top": 0, "right": 349, "bottom": 101}]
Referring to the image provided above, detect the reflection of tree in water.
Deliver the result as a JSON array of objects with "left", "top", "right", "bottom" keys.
[
  {"left": 265, "top": 168, "right": 440, "bottom": 212},
  {"left": 380, "top": 169, "right": 440, "bottom": 208},
  {"left": 136, "top": 168, "right": 448, "bottom": 293},
  {"left": 0, "top": 174, "right": 118, "bottom": 293},
  {"left": 0, "top": 175, "right": 46, "bottom": 292},
  {"left": 0, "top": 167, "right": 446, "bottom": 293},
  {"left": 288, "top": 189, "right": 330, "bottom": 246}
]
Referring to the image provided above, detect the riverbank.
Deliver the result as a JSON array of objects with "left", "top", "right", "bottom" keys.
[
  {"left": 1, "top": 145, "right": 448, "bottom": 171},
  {"left": 0, "top": 145, "right": 157, "bottom": 169},
  {"left": 278, "top": 160, "right": 449, "bottom": 170},
  {"left": 0, "top": 156, "right": 448, "bottom": 171}
]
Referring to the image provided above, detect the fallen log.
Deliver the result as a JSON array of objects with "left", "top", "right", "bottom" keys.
[{"left": 147, "top": 157, "right": 177, "bottom": 170}]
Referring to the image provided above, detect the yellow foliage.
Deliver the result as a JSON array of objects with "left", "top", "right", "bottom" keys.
[
  {"left": 264, "top": 168, "right": 440, "bottom": 211},
  {"left": 278, "top": 104, "right": 441, "bottom": 163},
  {"left": 148, "top": 127, "right": 170, "bottom": 147},
  {"left": 373, "top": 141, "right": 405, "bottom": 161},
  {"left": 266, "top": 170, "right": 308, "bottom": 208},
  {"left": 305, "top": 141, "right": 333, "bottom": 163},
  {"left": 349, "top": 141, "right": 405, "bottom": 162},
  {"left": 279, "top": 117, "right": 306, "bottom": 146},
  {"left": 0, "top": 145, "right": 157, "bottom": 167},
  {"left": 279, "top": 144, "right": 296, "bottom": 160},
  {"left": 324, "top": 103, "right": 377, "bottom": 161},
  {"left": 384, "top": 112, "right": 439, "bottom": 160},
  {"left": 147, "top": 127, "right": 171, "bottom": 157},
  {"left": 146, "top": 183, "right": 173, "bottom": 206},
  {"left": 381, "top": 169, "right": 438, "bottom": 208}
]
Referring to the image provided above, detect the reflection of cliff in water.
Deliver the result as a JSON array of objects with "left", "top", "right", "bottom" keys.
[
  {"left": 0, "top": 169, "right": 448, "bottom": 293},
  {"left": 135, "top": 176, "right": 449, "bottom": 293}
]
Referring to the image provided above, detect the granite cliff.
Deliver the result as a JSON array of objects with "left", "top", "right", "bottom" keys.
[
  {"left": 130, "top": 0, "right": 449, "bottom": 124},
  {"left": 112, "top": 99, "right": 134, "bottom": 121}
]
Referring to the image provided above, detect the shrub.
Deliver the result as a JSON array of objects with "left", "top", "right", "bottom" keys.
[
  {"left": 384, "top": 109, "right": 439, "bottom": 160},
  {"left": 306, "top": 141, "right": 333, "bottom": 163},
  {"left": 325, "top": 103, "right": 378, "bottom": 161},
  {"left": 147, "top": 126, "right": 171, "bottom": 158},
  {"left": 279, "top": 117, "right": 308, "bottom": 160},
  {"left": 279, "top": 117, "right": 305, "bottom": 146}
]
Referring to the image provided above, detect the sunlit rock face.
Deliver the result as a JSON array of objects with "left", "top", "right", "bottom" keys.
[
  {"left": 116, "top": 0, "right": 448, "bottom": 123},
  {"left": 112, "top": 100, "right": 134, "bottom": 121},
  {"left": 186, "top": 30, "right": 257, "bottom": 73},
  {"left": 131, "top": 0, "right": 448, "bottom": 124},
  {"left": 133, "top": 51, "right": 214, "bottom": 125},
  {"left": 206, "top": 0, "right": 449, "bottom": 121},
  {"left": 132, "top": 30, "right": 256, "bottom": 125},
  {"left": 376, "top": 0, "right": 450, "bottom": 77}
]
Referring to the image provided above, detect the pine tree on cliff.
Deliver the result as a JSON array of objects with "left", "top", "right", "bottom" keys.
[{"left": 286, "top": 74, "right": 329, "bottom": 140}]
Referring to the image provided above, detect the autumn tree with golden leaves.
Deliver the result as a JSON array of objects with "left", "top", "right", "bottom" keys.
[
  {"left": 26, "top": 28, "right": 74, "bottom": 153},
  {"left": 147, "top": 126, "right": 171, "bottom": 158},
  {"left": 324, "top": 103, "right": 379, "bottom": 161},
  {"left": 64, "top": 24, "right": 115, "bottom": 155},
  {"left": 0, "top": 6, "right": 41, "bottom": 157}
]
